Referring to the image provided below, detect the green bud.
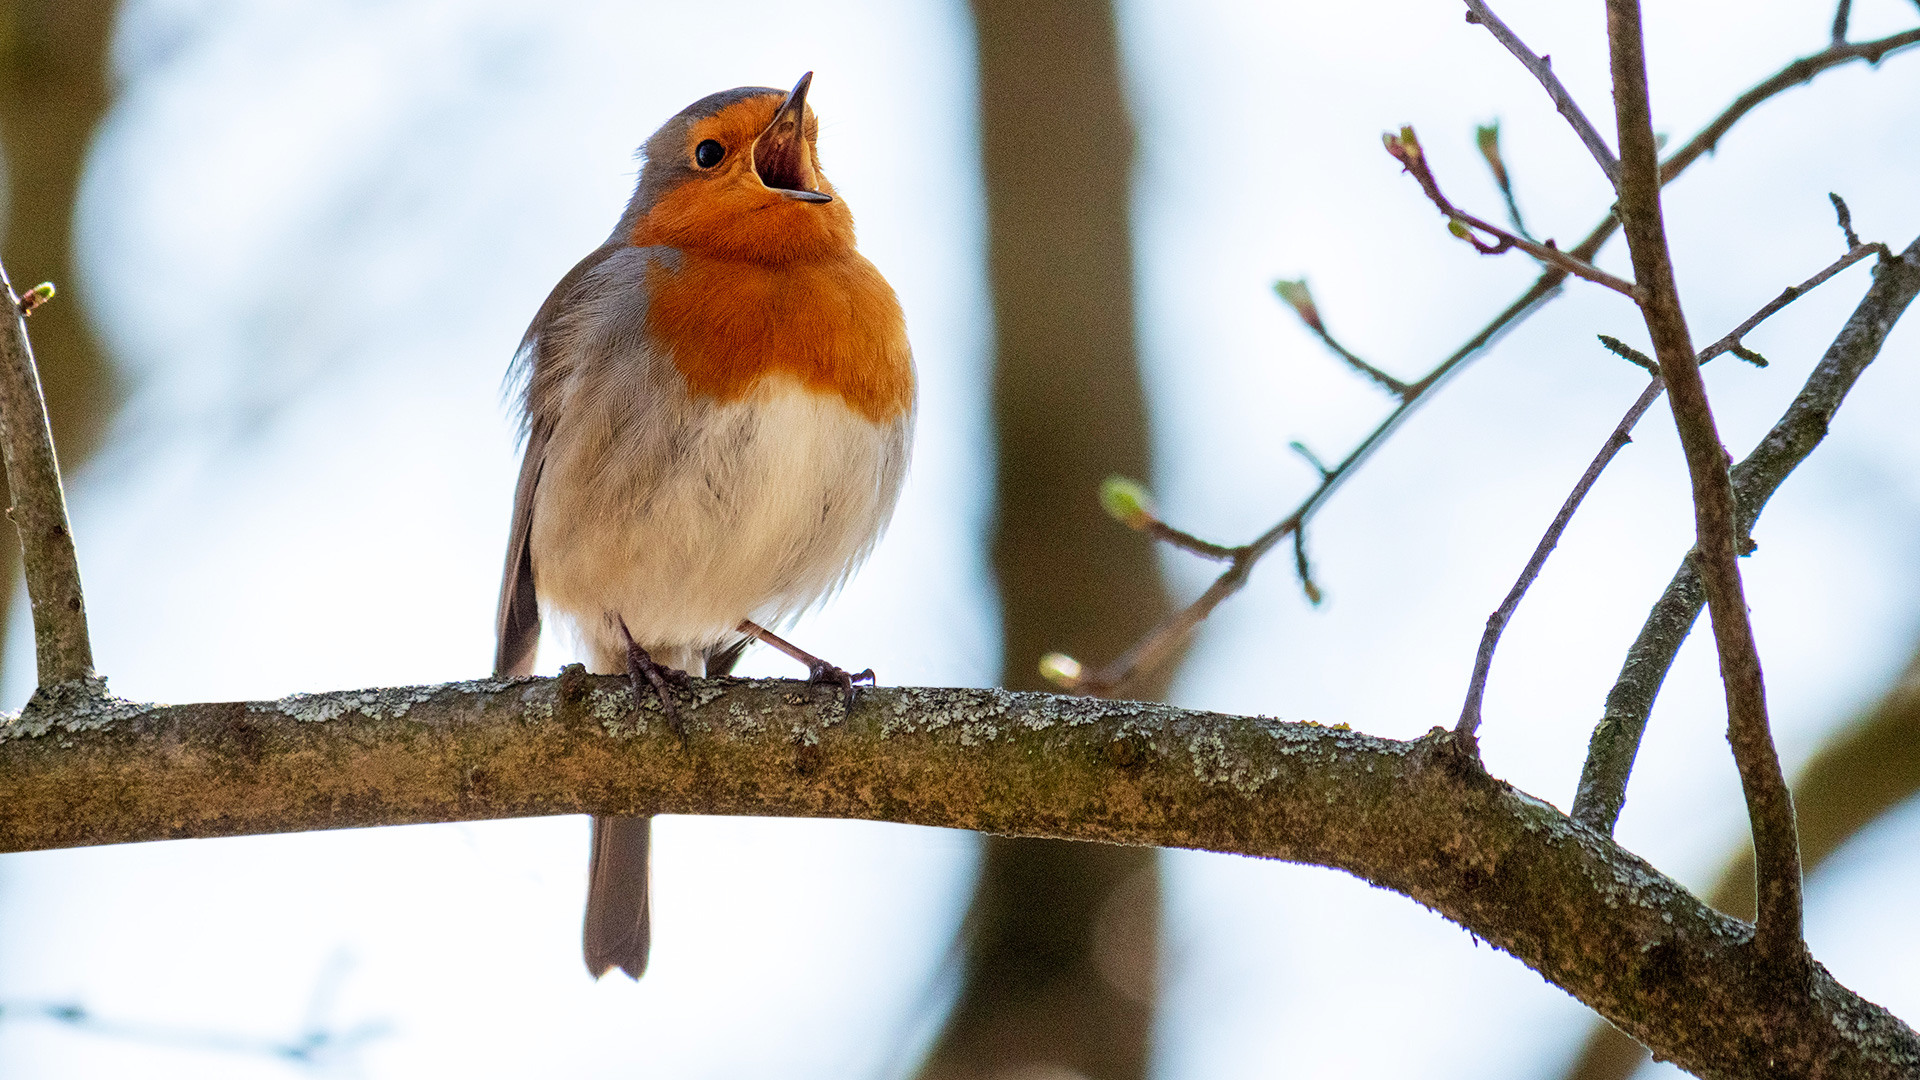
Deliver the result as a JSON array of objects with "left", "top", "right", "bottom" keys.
[
  {"left": 1038, "top": 652, "right": 1083, "bottom": 688},
  {"left": 1447, "top": 218, "right": 1470, "bottom": 239},
  {"left": 17, "top": 281, "right": 55, "bottom": 317},
  {"left": 1475, "top": 122, "right": 1510, "bottom": 190},
  {"left": 1100, "top": 476, "right": 1155, "bottom": 529},
  {"left": 1273, "top": 279, "right": 1324, "bottom": 334},
  {"left": 1398, "top": 125, "right": 1423, "bottom": 161}
]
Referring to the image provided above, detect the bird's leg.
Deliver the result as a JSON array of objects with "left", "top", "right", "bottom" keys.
[
  {"left": 614, "top": 616, "right": 690, "bottom": 738},
  {"left": 736, "top": 619, "right": 875, "bottom": 707}
]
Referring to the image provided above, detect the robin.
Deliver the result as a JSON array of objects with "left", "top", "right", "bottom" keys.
[{"left": 492, "top": 73, "right": 914, "bottom": 980}]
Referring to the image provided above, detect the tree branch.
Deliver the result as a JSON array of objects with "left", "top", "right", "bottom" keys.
[
  {"left": 1468, "top": 232, "right": 1890, "bottom": 744},
  {"left": 0, "top": 261, "right": 93, "bottom": 689},
  {"left": 1574, "top": 233, "right": 1920, "bottom": 832},
  {"left": 1055, "top": 25, "right": 1920, "bottom": 696},
  {"left": 1462, "top": 0, "right": 1622, "bottom": 186},
  {"left": 1657, "top": 28, "right": 1920, "bottom": 187},
  {"left": 1606, "top": 0, "right": 1805, "bottom": 970},
  {"left": 0, "top": 673, "right": 1913, "bottom": 1078},
  {"left": 1456, "top": 381, "right": 1663, "bottom": 739},
  {"left": 1694, "top": 235, "right": 1887, "bottom": 369}
]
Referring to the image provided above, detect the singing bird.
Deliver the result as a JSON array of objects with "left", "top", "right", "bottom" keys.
[{"left": 492, "top": 73, "right": 914, "bottom": 980}]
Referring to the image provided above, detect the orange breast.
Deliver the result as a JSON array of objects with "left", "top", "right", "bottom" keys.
[{"left": 643, "top": 251, "right": 914, "bottom": 423}]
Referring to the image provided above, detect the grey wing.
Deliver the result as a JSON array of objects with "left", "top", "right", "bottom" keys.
[
  {"left": 493, "top": 424, "right": 548, "bottom": 678},
  {"left": 492, "top": 243, "right": 633, "bottom": 679}
]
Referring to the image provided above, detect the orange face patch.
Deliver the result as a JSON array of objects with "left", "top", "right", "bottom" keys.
[
  {"left": 631, "top": 97, "right": 858, "bottom": 265},
  {"left": 643, "top": 252, "right": 914, "bottom": 423}
]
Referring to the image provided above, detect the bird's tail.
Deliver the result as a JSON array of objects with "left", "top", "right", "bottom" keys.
[
  {"left": 583, "top": 643, "right": 718, "bottom": 980},
  {"left": 584, "top": 815, "right": 653, "bottom": 979}
]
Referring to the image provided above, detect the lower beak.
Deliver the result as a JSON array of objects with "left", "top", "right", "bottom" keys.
[{"left": 752, "top": 72, "right": 833, "bottom": 204}]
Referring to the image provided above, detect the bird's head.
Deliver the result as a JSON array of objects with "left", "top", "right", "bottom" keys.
[{"left": 624, "top": 73, "right": 855, "bottom": 264}]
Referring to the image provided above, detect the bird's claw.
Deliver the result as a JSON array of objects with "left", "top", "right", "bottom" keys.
[
  {"left": 625, "top": 641, "right": 690, "bottom": 740},
  {"left": 808, "top": 661, "right": 876, "bottom": 710}
]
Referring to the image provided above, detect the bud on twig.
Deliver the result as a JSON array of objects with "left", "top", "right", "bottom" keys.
[
  {"left": 1273, "top": 279, "right": 1324, "bottom": 334},
  {"left": 1038, "top": 652, "right": 1084, "bottom": 689},
  {"left": 1294, "top": 530, "right": 1324, "bottom": 607},
  {"left": 1475, "top": 122, "right": 1510, "bottom": 192},
  {"left": 1100, "top": 476, "right": 1156, "bottom": 531},
  {"left": 1829, "top": 192, "right": 1862, "bottom": 251},
  {"left": 1598, "top": 334, "right": 1660, "bottom": 376},
  {"left": 1288, "top": 440, "right": 1332, "bottom": 479},
  {"left": 17, "top": 283, "right": 55, "bottom": 318}
]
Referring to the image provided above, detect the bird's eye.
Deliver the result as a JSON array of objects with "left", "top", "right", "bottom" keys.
[{"left": 694, "top": 140, "right": 725, "bottom": 168}]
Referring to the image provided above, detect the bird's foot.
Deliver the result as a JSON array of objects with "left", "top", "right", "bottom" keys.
[
  {"left": 738, "top": 619, "right": 875, "bottom": 710},
  {"left": 616, "top": 618, "right": 690, "bottom": 739},
  {"left": 808, "top": 660, "right": 877, "bottom": 710}
]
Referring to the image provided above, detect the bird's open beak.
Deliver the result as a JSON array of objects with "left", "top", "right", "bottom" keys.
[{"left": 752, "top": 72, "right": 832, "bottom": 204}]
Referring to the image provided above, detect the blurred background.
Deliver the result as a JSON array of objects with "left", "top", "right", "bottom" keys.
[{"left": 0, "top": 0, "right": 1917, "bottom": 1077}]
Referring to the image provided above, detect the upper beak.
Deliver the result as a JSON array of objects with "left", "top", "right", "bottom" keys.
[{"left": 752, "top": 72, "right": 832, "bottom": 203}]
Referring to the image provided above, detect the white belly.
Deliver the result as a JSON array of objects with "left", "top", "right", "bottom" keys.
[{"left": 530, "top": 377, "right": 909, "bottom": 662}]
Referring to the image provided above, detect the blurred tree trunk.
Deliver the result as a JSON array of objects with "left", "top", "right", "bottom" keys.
[
  {"left": 1562, "top": 639, "right": 1920, "bottom": 1080},
  {"left": 917, "top": 3, "right": 1175, "bottom": 1079},
  {"left": 0, "top": 0, "right": 119, "bottom": 680}
]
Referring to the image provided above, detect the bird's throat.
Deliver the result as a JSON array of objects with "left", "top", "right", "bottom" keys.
[{"left": 643, "top": 252, "right": 914, "bottom": 423}]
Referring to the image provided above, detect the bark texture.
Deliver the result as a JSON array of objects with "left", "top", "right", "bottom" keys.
[
  {"left": 1605, "top": 0, "right": 1804, "bottom": 967},
  {"left": 1, "top": 673, "right": 1915, "bottom": 1079},
  {"left": 1569, "top": 644, "right": 1920, "bottom": 1080}
]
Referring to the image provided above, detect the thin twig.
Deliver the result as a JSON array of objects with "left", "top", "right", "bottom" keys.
[
  {"left": 1605, "top": 0, "right": 1802, "bottom": 969},
  {"left": 1697, "top": 243, "right": 1885, "bottom": 365},
  {"left": 1292, "top": 528, "right": 1323, "bottom": 605},
  {"left": 1833, "top": 0, "right": 1853, "bottom": 44},
  {"left": 1830, "top": 192, "right": 1862, "bottom": 250},
  {"left": 1456, "top": 235, "right": 1871, "bottom": 740},
  {"left": 1384, "top": 127, "right": 1641, "bottom": 298},
  {"left": 1457, "top": 381, "right": 1663, "bottom": 738},
  {"left": 0, "top": 261, "right": 94, "bottom": 689},
  {"left": 1657, "top": 28, "right": 1920, "bottom": 187},
  {"left": 1463, "top": 0, "right": 1623, "bottom": 186},
  {"left": 1098, "top": 475, "right": 1242, "bottom": 561},
  {"left": 1574, "top": 233, "right": 1920, "bottom": 835},
  {"left": 1056, "top": 27, "right": 1920, "bottom": 696},
  {"left": 1143, "top": 520, "right": 1241, "bottom": 562},
  {"left": 1597, "top": 334, "right": 1659, "bottom": 375},
  {"left": 1476, "top": 123, "right": 1535, "bottom": 240},
  {"left": 1275, "top": 280, "right": 1412, "bottom": 397}
]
